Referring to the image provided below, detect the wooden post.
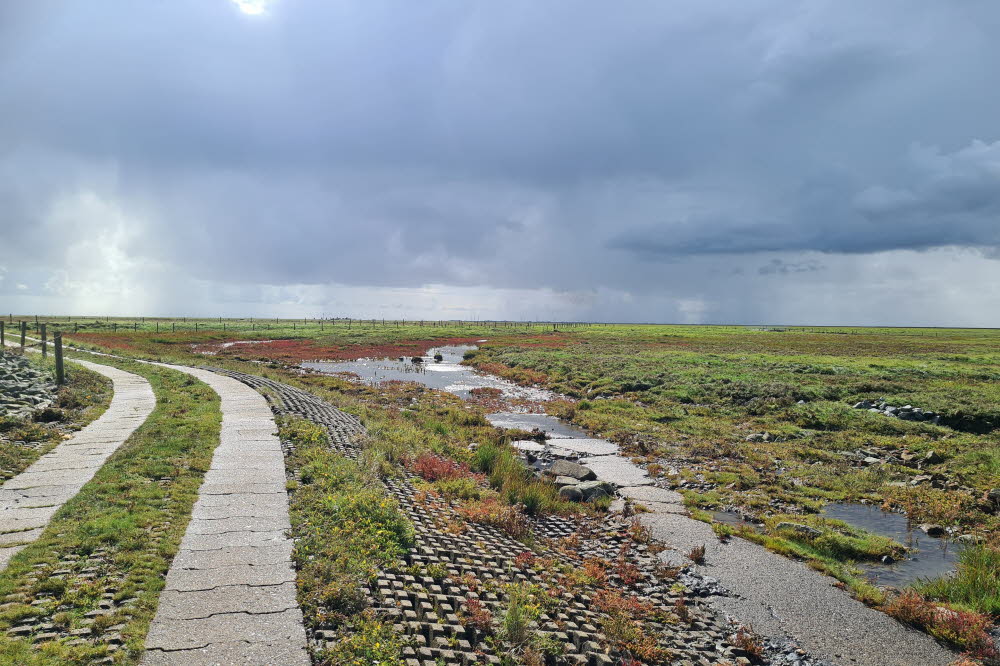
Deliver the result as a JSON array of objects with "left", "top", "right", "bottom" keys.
[
  {"left": 0, "top": 321, "right": 4, "bottom": 348},
  {"left": 54, "top": 332, "right": 64, "bottom": 385},
  {"left": 20, "top": 321, "right": 26, "bottom": 350},
  {"left": 172, "top": 322, "right": 176, "bottom": 332},
  {"left": 156, "top": 322, "right": 159, "bottom": 332},
  {"left": 40, "top": 324, "right": 47, "bottom": 358}
]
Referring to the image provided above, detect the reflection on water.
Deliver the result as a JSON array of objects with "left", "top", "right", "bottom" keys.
[
  {"left": 823, "top": 503, "right": 964, "bottom": 587},
  {"left": 303, "top": 345, "right": 554, "bottom": 403},
  {"left": 485, "top": 413, "right": 589, "bottom": 438}
]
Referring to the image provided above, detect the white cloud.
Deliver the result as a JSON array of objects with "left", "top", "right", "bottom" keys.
[{"left": 231, "top": 0, "right": 272, "bottom": 16}]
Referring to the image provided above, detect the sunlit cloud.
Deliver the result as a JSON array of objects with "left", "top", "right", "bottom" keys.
[{"left": 231, "top": 0, "right": 271, "bottom": 16}]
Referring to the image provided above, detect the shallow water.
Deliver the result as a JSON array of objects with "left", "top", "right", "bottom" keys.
[
  {"left": 303, "top": 345, "right": 554, "bottom": 403},
  {"left": 303, "top": 348, "right": 961, "bottom": 583},
  {"left": 485, "top": 412, "right": 589, "bottom": 438},
  {"left": 823, "top": 503, "right": 964, "bottom": 587}
]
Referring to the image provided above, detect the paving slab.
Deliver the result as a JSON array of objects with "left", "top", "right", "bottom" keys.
[
  {"left": 153, "top": 582, "right": 299, "bottom": 620},
  {"left": 141, "top": 365, "right": 306, "bottom": 665},
  {"left": 580, "top": 455, "right": 654, "bottom": 486},
  {"left": 0, "top": 359, "right": 155, "bottom": 571},
  {"left": 142, "top": 640, "right": 309, "bottom": 666}
]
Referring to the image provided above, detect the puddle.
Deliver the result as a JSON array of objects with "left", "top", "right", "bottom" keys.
[
  {"left": 823, "top": 503, "right": 964, "bottom": 586},
  {"left": 303, "top": 345, "right": 554, "bottom": 403},
  {"left": 485, "top": 413, "right": 588, "bottom": 438},
  {"left": 193, "top": 340, "right": 274, "bottom": 355}
]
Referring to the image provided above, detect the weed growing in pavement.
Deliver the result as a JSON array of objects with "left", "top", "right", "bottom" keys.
[{"left": 280, "top": 416, "right": 414, "bottom": 647}]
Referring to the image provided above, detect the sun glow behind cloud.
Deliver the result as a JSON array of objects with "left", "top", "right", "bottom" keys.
[{"left": 231, "top": 0, "right": 271, "bottom": 16}]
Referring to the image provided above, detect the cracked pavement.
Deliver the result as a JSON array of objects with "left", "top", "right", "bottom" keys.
[{"left": 140, "top": 366, "right": 308, "bottom": 666}]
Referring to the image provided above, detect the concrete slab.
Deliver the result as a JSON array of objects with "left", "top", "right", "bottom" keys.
[{"left": 0, "top": 359, "right": 155, "bottom": 573}]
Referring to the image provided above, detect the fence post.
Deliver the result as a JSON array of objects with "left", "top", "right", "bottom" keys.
[
  {"left": 20, "top": 321, "right": 26, "bottom": 351},
  {"left": 54, "top": 332, "right": 64, "bottom": 385},
  {"left": 40, "top": 323, "right": 47, "bottom": 358},
  {"left": 0, "top": 321, "right": 4, "bottom": 348}
]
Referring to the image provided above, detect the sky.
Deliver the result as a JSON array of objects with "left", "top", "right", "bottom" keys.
[{"left": 1, "top": 1, "right": 999, "bottom": 325}]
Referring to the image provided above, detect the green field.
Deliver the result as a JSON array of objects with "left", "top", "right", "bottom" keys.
[{"left": 10, "top": 317, "right": 998, "bottom": 645}]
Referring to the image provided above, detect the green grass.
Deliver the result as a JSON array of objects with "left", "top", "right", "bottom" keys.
[
  {"left": 918, "top": 545, "right": 1000, "bottom": 616},
  {"left": 278, "top": 417, "right": 414, "bottom": 665},
  {"left": 0, "top": 357, "right": 220, "bottom": 665}
]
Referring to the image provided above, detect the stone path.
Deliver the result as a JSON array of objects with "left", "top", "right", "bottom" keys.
[
  {"left": 500, "top": 413, "right": 955, "bottom": 665},
  {"left": 141, "top": 365, "right": 308, "bottom": 666},
  {"left": 0, "top": 359, "right": 155, "bottom": 571}
]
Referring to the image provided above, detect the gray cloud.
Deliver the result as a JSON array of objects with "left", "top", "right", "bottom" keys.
[{"left": 1, "top": 1, "right": 1000, "bottom": 324}]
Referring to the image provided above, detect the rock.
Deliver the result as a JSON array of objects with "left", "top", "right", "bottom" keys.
[
  {"left": 549, "top": 459, "right": 596, "bottom": 481},
  {"left": 744, "top": 433, "right": 769, "bottom": 442},
  {"left": 923, "top": 450, "right": 944, "bottom": 465},
  {"left": 863, "top": 456, "right": 882, "bottom": 466},
  {"left": 919, "top": 524, "right": 945, "bottom": 537},
  {"left": 900, "top": 451, "right": 917, "bottom": 463},
  {"left": 775, "top": 522, "right": 821, "bottom": 538},
  {"left": 957, "top": 534, "right": 982, "bottom": 544},
  {"left": 553, "top": 476, "right": 578, "bottom": 487},
  {"left": 576, "top": 480, "right": 615, "bottom": 501},
  {"left": 910, "top": 474, "right": 933, "bottom": 486},
  {"left": 988, "top": 488, "right": 1000, "bottom": 506},
  {"left": 558, "top": 485, "right": 584, "bottom": 502},
  {"left": 853, "top": 401, "right": 873, "bottom": 410}
]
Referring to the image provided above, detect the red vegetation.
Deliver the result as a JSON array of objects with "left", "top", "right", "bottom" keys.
[
  {"left": 514, "top": 551, "right": 536, "bottom": 569},
  {"left": 885, "top": 591, "right": 998, "bottom": 661},
  {"left": 460, "top": 597, "right": 494, "bottom": 633},
  {"left": 411, "top": 453, "right": 472, "bottom": 482}
]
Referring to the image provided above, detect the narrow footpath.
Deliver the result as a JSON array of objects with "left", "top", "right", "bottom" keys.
[
  {"left": 0, "top": 359, "right": 155, "bottom": 570},
  {"left": 140, "top": 365, "right": 308, "bottom": 666},
  {"left": 614, "top": 481, "right": 955, "bottom": 666}
]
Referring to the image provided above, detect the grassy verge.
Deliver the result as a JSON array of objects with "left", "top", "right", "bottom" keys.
[
  {"left": 0, "top": 358, "right": 220, "bottom": 665},
  {"left": 278, "top": 417, "right": 414, "bottom": 665},
  {"left": 0, "top": 354, "right": 113, "bottom": 481}
]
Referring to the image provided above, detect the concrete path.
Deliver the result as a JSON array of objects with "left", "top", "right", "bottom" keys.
[
  {"left": 141, "top": 365, "right": 308, "bottom": 666},
  {"left": 616, "top": 484, "right": 956, "bottom": 666},
  {"left": 511, "top": 417, "right": 955, "bottom": 665},
  {"left": 0, "top": 359, "right": 155, "bottom": 571}
]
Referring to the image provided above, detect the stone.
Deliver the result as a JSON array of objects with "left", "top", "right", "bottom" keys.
[
  {"left": 918, "top": 524, "right": 945, "bottom": 537},
  {"left": 775, "top": 522, "right": 821, "bottom": 538},
  {"left": 558, "top": 485, "right": 584, "bottom": 502},
  {"left": 553, "top": 476, "right": 578, "bottom": 487},
  {"left": 576, "top": 480, "right": 614, "bottom": 501},
  {"left": 549, "top": 460, "right": 596, "bottom": 481},
  {"left": 923, "top": 450, "right": 944, "bottom": 465}
]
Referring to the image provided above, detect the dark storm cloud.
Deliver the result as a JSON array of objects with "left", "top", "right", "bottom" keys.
[{"left": 1, "top": 0, "right": 1000, "bottom": 323}]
